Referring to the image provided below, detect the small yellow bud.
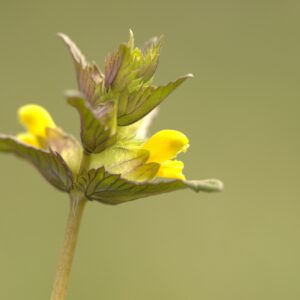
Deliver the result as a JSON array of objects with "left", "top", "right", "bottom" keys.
[
  {"left": 18, "top": 104, "right": 56, "bottom": 138},
  {"left": 143, "top": 129, "right": 189, "bottom": 163}
]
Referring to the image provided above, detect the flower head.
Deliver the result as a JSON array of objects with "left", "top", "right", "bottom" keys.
[{"left": 0, "top": 31, "right": 223, "bottom": 204}]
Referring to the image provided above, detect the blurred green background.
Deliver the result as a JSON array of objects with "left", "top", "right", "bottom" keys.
[{"left": 0, "top": 0, "right": 299, "bottom": 299}]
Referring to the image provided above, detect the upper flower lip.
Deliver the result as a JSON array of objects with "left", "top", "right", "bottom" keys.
[
  {"left": 0, "top": 31, "right": 223, "bottom": 205},
  {"left": 143, "top": 129, "right": 190, "bottom": 163}
]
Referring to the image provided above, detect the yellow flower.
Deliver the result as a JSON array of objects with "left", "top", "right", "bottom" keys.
[
  {"left": 156, "top": 160, "right": 185, "bottom": 180},
  {"left": 16, "top": 104, "right": 56, "bottom": 148},
  {"left": 143, "top": 129, "right": 189, "bottom": 180}
]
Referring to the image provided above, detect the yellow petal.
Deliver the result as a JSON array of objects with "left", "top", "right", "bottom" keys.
[
  {"left": 156, "top": 160, "right": 186, "bottom": 180},
  {"left": 16, "top": 132, "right": 41, "bottom": 148},
  {"left": 18, "top": 104, "right": 56, "bottom": 138},
  {"left": 143, "top": 129, "right": 189, "bottom": 163}
]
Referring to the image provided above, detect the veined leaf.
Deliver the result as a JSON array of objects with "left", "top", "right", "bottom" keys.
[
  {"left": 89, "top": 146, "right": 159, "bottom": 181},
  {"left": 123, "top": 163, "right": 160, "bottom": 182},
  {"left": 89, "top": 147, "right": 148, "bottom": 172},
  {"left": 107, "top": 44, "right": 136, "bottom": 92},
  {"left": 66, "top": 91, "right": 117, "bottom": 153},
  {"left": 58, "top": 33, "right": 104, "bottom": 106},
  {"left": 104, "top": 50, "right": 123, "bottom": 90},
  {"left": 76, "top": 167, "right": 223, "bottom": 205},
  {"left": 0, "top": 134, "right": 73, "bottom": 192},
  {"left": 117, "top": 74, "right": 193, "bottom": 126}
]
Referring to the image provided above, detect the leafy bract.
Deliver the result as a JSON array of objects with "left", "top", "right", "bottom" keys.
[
  {"left": 89, "top": 145, "right": 159, "bottom": 181},
  {"left": 60, "top": 32, "right": 192, "bottom": 126},
  {"left": 76, "top": 166, "right": 223, "bottom": 205},
  {"left": 104, "top": 32, "right": 192, "bottom": 125},
  {"left": 0, "top": 134, "right": 73, "bottom": 191},
  {"left": 106, "top": 30, "right": 162, "bottom": 91},
  {"left": 117, "top": 74, "right": 193, "bottom": 126},
  {"left": 66, "top": 91, "right": 117, "bottom": 153},
  {"left": 58, "top": 33, "right": 104, "bottom": 106}
]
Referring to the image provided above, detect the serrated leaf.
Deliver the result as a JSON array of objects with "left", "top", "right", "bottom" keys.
[
  {"left": 105, "top": 32, "right": 162, "bottom": 92},
  {"left": 137, "top": 35, "right": 162, "bottom": 82},
  {"left": 117, "top": 74, "right": 193, "bottom": 126},
  {"left": 75, "top": 167, "right": 223, "bottom": 205},
  {"left": 66, "top": 91, "right": 117, "bottom": 153},
  {"left": 58, "top": 33, "right": 104, "bottom": 106},
  {"left": 0, "top": 134, "right": 73, "bottom": 192}
]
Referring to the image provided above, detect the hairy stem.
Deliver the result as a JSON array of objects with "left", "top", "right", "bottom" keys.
[{"left": 50, "top": 193, "right": 87, "bottom": 300}]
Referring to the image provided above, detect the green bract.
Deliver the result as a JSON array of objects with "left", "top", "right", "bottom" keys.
[
  {"left": 0, "top": 31, "right": 223, "bottom": 205},
  {"left": 0, "top": 134, "right": 73, "bottom": 191}
]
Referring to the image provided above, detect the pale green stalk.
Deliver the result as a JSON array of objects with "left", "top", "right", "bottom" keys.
[
  {"left": 50, "top": 152, "right": 91, "bottom": 300},
  {"left": 50, "top": 194, "right": 87, "bottom": 300}
]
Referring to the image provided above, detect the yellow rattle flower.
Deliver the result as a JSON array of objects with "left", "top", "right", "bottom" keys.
[
  {"left": 16, "top": 104, "right": 56, "bottom": 149},
  {"left": 143, "top": 130, "right": 189, "bottom": 180},
  {"left": 0, "top": 31, "right": 224, "bottom": 300}
]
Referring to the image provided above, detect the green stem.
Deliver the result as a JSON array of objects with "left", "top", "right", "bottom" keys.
[
  {"left": 79, "top": 151, "right": 91, "bottom": 173},
  {"left": 50, "top": 193, "right": 87, "bottom": 300}
]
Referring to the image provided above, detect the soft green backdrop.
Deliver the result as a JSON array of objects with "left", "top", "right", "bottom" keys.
[{"left": 0, "top": 0, "right": 299, "bottom": 299}]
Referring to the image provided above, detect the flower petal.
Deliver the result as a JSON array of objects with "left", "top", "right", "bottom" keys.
[
  {"left": 18, "top": 104, "right": 56, "bottom": 137},
  {"left": 156, "top": 160, "right": 185, "bottom": 180},
  {"left": 143, "top": 129, "right": 189, "bottom": 163},
  {"left": 16, "top": 132, "right": 40, "bottom": 148}
]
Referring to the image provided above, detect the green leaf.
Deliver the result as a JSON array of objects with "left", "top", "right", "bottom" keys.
[
  {"left": 75, "top": 167, "right": 223, "bottom": 205},
  {"left": 0, "top": 134, "right": 73, "bottom": 192},
  {"left": 66, "top": 91, "right": 117, "bottom": 153},
  {"left": 58, "top": 33, "right": 104, "bottom": 106},
  {"left": 117, "top": 74, "right": 193, "bottom": 126}
]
